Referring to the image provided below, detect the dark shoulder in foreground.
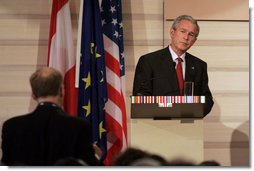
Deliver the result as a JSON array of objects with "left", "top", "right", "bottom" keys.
[
  {"left": 2, "top": 113, "right": 31, "bottom": 127},
  {"left": 54, "top": 109, "right": 90, "bottom": 126}
]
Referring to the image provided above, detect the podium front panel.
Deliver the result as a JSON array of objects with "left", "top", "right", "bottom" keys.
[
  {"left": 130, "top": 119, "right": 204, "bottom": 163},
  {"left": 131, "top": 103, "right": 204, "bottom": 118}
]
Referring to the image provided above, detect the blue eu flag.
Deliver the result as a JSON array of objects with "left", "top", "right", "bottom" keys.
[{"left": 77, "top": 0, "right": 108, "bottom": 160}]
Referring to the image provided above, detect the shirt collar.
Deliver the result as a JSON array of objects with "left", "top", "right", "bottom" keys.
[
  {"left": 169, "top": 46, "right": 186, "bottom": 62},
  {"left": 38, "top": 102, "right": 59, "bottom": 108}
]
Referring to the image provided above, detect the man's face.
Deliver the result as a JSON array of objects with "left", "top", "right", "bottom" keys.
[{"left": 170, "top": 20, "right": 198, "bottom": 54}]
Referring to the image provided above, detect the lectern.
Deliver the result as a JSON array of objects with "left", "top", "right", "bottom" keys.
[{"left": 130, "top": 96, "right": 205, "bottom": 163}]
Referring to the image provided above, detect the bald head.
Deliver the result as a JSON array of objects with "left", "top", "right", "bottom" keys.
[{"left": 30, "top": 67, "right": 63, "bottom": 98}]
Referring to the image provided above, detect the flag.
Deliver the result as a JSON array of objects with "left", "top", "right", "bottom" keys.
[
  {"left": 47, "top": 0, "right": 78, "bottom": 116},
  {"left": 100, "top": 0, "right": 128, "bottom": 165},
  {"left": 77, "top": 0, "right": 108, "bottom": 161}
]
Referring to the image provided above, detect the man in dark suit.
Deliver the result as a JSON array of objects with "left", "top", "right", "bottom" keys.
[
  {"left": 1, "top": 67, "right": 100, "bottom": 166},
  {"left": 133, "top": 15, "right": 214, "bottom": 116}
]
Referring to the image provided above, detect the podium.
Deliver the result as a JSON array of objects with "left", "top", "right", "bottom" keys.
[{"left": 130, "top": 96, "right": 205, "bottom": 163}]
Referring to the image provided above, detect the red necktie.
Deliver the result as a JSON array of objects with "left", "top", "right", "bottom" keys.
[{"left": 176, "top": 57, "right": 184, "bottom": 95}]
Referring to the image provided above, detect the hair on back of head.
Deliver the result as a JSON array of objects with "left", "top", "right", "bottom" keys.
[{"left": 30, "top": 67, "right": 63, "bottom": 98}]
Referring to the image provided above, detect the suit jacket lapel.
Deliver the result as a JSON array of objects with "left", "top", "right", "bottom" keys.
[
  {"left": 160, "top": 47, "right": 175, "bottom": 75},
  {"left": 159, "top": 47, "right": 179, "bottom": 93}
]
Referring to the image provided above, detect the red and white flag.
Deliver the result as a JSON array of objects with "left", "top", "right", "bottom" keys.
[{"left": 47, "top": 0, "right": 77, "bottom": 116}]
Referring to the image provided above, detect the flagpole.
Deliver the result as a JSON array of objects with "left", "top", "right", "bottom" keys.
[
  {"left": 98, "top": 0, "right": 102, "bottom": 7},
  {"left": 75, "top": 0, "right": 84, "bottom": 88}
]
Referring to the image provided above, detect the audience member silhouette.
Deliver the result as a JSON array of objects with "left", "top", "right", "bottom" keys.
[
  {"left": 130, "top": 157, "right": 165, "bottom": 166},
  {"left": 54, "top": 157, "right": 88, "bottom": 166},
  {"left": 1, "top": 67, "right": 100, "bottom": 166},
  {"left": 199, "top": 160, "right": 221, "bottom": 166},
  {"left": 113, "top": 147, "right": 150, "bottom": 166},
  {"left": 167, "top": 158, "right": 196, "bottom": 166},
  {"left": 113, "top": 147, "right": 168, "bottom": 166}
]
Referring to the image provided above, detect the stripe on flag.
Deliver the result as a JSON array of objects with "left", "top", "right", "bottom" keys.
[
  {"left": 47, "top": 0, "right": 77, "bottom": 116},
  {"left": 100, "top": 0, "right": 128, "bottom": 165}
]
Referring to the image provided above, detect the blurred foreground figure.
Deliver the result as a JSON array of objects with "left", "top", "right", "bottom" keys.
[{"left": 1, "top": 67, "right": 100, "bottom": 166}]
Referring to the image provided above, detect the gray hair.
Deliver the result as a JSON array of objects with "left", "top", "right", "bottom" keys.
[{"left": 172, "top": 15, "right": 200, "bottom": 37}]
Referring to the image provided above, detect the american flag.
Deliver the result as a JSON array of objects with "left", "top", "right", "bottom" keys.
[
  {"left": 100, "top": 0, "right": 128, "bottom": 165},
  {"left": 76, "top": 0, "right": 127, "bottom": 165}
]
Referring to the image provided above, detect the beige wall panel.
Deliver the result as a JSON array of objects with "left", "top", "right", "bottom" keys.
[
  {"left": 122, "top": 0, "right": 163, "bottom": 15},
  {"left": 196, "top": 21, "right": 248, "bottom": 40},
  {"left": 0, "top": 108, "right": 9, "bottom": 130},
  {"left": 124, "top": 45, "right": 163, "bottom": 66},
  {"left": 0, "top": 98, "right": 32, "bottom": 117},
  {"left": 0, "top": 70, "right": 34, "bottom": 92},
  {"left": 0, "top": 20, "right": 77, "bottom": 45},
  {"left": 209, "top": 71, "right": 248, "bottom": 91},
  {"left": 204, "top": 121, "right": 249, "bottom": 143},
  {"left": 164, "top": 21, "right": 249, "bottom": 41},
  {"left": 0, "top": 0, "right": 80, "bottom": 15},
  {"left": 207, "top": 95, "right": 248, "bottom": 121},
  {"left": 204, "top": 122, "right": 249, "bottom": 142},
  {"left": 204, "top": 93, "right": 249, "bottom": 167},
  {"left": 0, "top": 46, "right": 47, "bottom": 65},
  {"left": 204, "top": 138, "right": 249, "bottom": 166},
  {"left": 0, "top": 96, "right": 36, "bottom": 117},
  {"left": 124, "top": 20, "right": 163, "bottom": 44},
  {"left": 125, "top": 45, "right": 249, "bottom": 69},
  {"left": 0, "top": 95, "right": 31, "bottom": 106},
  {"left": 204, "top": 123, "right": 249, "bottom": 166},
  {"left": 0, "top": 19, "right": 76, "bottom": 44},
  {"left": 0, "top": 19, "right": 49, "bottom": 41},
  {"left": 164, "top": 0, "right": 248, "bottom": 21},
  {"left": 188, "top": 46, "right": 249, "bottom": 69},
  {"left": 0, "top": 0, "right": 51, "bottom": 15},
  {"left": 125, "top": 70, "right": 135, "bottom": 94}
]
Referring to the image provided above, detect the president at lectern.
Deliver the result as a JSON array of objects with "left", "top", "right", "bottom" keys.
[{"left": 132, "top": 15, "right": 214, "bottom": 116}]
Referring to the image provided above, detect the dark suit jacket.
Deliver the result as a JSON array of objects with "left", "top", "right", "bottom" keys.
[
  {"left": 1, "top": 102, "right": 99, "bottom": 166},
  {"left": 133, "top": 47, "right": 214, "bottom": 116}
]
